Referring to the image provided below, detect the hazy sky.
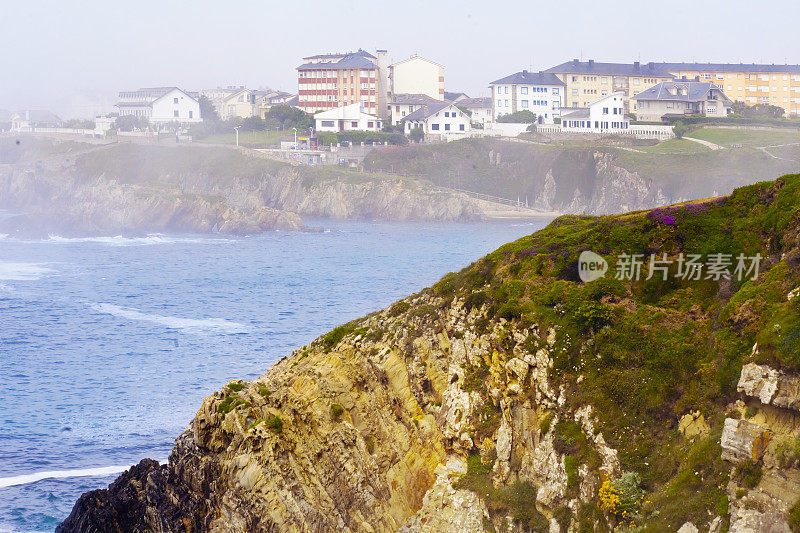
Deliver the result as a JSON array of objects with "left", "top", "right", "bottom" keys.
[{"left": 2, "top": 0, "right": 799, "bottom": 118}]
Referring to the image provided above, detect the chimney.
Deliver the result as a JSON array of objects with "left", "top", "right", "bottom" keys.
[
  {"left": 634, "top": 61, "right": 640, "bottom": 70},
  {"left": 375, "top": 49, "right": 389, "bottom": 120},
  {"left": 573, "top": 58, "right": 579, "bottom": 65},
  {"left": 522, "top": 69, "right": 528, "bottom": 75},
  {"left": 588, "top": 59, "right": 594, "bottom": 67},
  {"left": 648, "top": 62, "right": 654, "bottom": 70}
]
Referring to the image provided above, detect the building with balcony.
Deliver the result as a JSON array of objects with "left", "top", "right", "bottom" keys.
[
  {"left": 632, "top": 80, "right": 732, "bottom": 122},
  {"left": 489, "top": 70, "right": 565, "bottom": 124},
  {"left": 456, "top": 97, "right": 493, "bottom": 125},
  {"left": 297, "top": 49, "right": 389, "bottom": 119},
  {"left": 542, "top": 60, "right": 673, "bottom": 113},
  {"left": 655, "top": 62, "right": 800, "bottom": 116}
]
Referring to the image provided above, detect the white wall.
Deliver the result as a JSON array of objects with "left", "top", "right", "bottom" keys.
[
  {"left": 492, "top": 83, "right": 564, "bottom": 123},
  {"left": 151, "top": 89, "right": 201, "bottom": 123},
  {"left": 391, "top": 57, "right": 444, "bottom": 100}
]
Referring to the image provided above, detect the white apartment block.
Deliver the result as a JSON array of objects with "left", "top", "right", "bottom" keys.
[{"left": 489, "top": 70, "right": 566, "bottom": 124}]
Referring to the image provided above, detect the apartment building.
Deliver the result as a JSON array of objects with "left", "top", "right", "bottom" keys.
[
  {"left": 632, "top": 81, "right": 733, "bottom": 122},
  {"left": 542, "top": 60, "right": 673, "bottom": 113},
  {"left": 489, "top": 70, "right": 565, "bottom": 124},
  {"left": 297, "top": 49, "right": 389, "bottom": 119},
  {"left": 389, "top": 54, "right": 445, "bottom": 100},
  {"left": 656, "top": 63, "right": 800, "bottom": 116}
]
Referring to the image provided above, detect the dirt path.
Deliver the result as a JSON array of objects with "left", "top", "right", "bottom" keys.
[{"left": 683, "top": 136, "right": 723, "bottom": 150}]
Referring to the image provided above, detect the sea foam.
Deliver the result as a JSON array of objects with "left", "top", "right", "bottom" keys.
[
  {"left": 92, "top": 303, "right": 250, "bottom": 334},
  {"left": 0, "top": 460, "right": 167, "bottom": 488},
  {"left": 0, "top": 262, "right": 54, "bottom": 281},
  {"left": 45, "top": 234, "right": 236, "bottom": 246}
]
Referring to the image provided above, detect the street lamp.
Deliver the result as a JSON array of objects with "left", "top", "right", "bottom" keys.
[
  {"left": 234, "top": 126, "right": 240, "bottom": 147},
  {"left": 292, "top": 127, "right": 297, "bottom": 149}
]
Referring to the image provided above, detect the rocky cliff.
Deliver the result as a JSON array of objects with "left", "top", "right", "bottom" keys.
[
  {"left": 60, "top": 174, "right": 800, "bottom": 532},
  {"left": 0, "top": 138, "right": 484, "bottom": 237}
]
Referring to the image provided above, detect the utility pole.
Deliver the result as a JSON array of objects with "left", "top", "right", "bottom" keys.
[{"left": 234, "top": 126, "right": 240, "bottom": 147}]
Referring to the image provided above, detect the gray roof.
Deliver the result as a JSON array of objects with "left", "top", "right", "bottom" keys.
[
  {"left": 457, "top": 97, "right": 491, "bottom": 109},
  {"left": 118, "top": 87, "right": 179, "bottom": 99},
  {"left": 560, "top": 108, "right": 590, "bottom": 119},
  {"left": 303, "top": 49, "right": 376, "bottom": 61},
  {"left": 390, "top": 93, "right": 444, "bottom": 105},
  {"left": 657, "top": 62, "right": 800, "bottom": 73},
  {"left": 14, "top": 109, "right": 62, "bottom": 124},
  {"left": 443, "top": 91, "right": 469, "bottom": 101},
  {"left": 298, "top": 51, "right": 377, "bottom": 71},
  {"left": 490, "top": 70, "right": 566, "bottom": 86},
  {"left": 402, "top": 102, "right": 453, "bottom": 122},
  {"left": 542, "top": 60, "right": 673, "bottom": 77},
  {"left": 632, "top": 81, "right": 731, "bottom": 103}
]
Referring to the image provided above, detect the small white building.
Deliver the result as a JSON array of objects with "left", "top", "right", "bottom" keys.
[
  {"left": 389, "top": 54, "right": 445, "bottom": 100},
  {"left": 560, "top": 92, "right": 629, "bottom": 133},
  {"left": 389, "top": 93, "right": 446, "bottom": 125},
  {"left": 10, "top": 110, "right": 62, "bottom": 131},
  {"left": 402, "top": 102, "right": 471, "bottom": 142},
  {"left": 116, "top": 87, "right": 201, "bottom": 125},
  {"left": 456, "top": 97, "right": 493, "bottom": 125},
  {"left": 314, "top": 102, "right": 382, "bottom": 132},
  {"left": 489, "top": 70, "right": 565, "bottom": 124}
]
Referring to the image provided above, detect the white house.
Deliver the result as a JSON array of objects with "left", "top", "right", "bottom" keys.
[
  {"left": 489, "top": 70, "right": 565, "bottom": 124},
  {"left": 389, "top": 54, "right": 445, "bottom": 100},
  {"left": 10, "top": 110, "right": 62, "bottom": 131},
  {"left": 402, "top": 102, "right": 471, "bottom": 142},
  {"left": 560, "top": 92, "right": 629, "bottom": 133},
  {"left": 116, "top": 87, "right": 201, "bottom": 125},
  {"left": 389, "top": 93, "right": 445, "bottom": 125},
  {"left": 314, "top": 102, "right": 382, "bottom": 132},
  {"left": 456, "top": 97, "right": 493, "bottom": 125}
]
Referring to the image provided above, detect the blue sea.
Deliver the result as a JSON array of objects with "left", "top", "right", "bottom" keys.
[{"left": 0, "top": 217, "right": 549, "bottom": 532}]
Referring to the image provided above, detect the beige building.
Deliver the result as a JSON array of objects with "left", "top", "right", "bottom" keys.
[
  {"left": 389, "top": 55, "right": 445, "bottom": 100},
  {"left": 632, "top": 80, "right": 733, "bottom": 122},
  {"left": 297, "top": 49, "right": 389, "bottom": 119},
  {"left": 657, "top": 63, "right": 800, "bottom": 116},
  {"left": 542, "top": 60, "right": 673, "bottom": 113}
]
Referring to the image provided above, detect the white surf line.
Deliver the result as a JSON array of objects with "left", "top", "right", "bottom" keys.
[{"left": 0, "top": 460, "right": 169, "bottom": 489}]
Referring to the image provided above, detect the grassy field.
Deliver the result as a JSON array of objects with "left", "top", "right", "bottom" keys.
[
  {"left": 641, "top": 138, "right": 711, "bottom": 154},
  {"left": 201, "top": 130, "right": 288, "bottom": 148},
  {"left": 687, "top": 126, "right": 800, "bottom": 148}
]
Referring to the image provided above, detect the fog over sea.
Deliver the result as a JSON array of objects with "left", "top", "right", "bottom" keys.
[{"left": 0, "top": 217, "right": 548, "bottom": 532}]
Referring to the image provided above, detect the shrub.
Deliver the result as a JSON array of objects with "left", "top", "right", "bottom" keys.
[
  {"left": 388, "top": 300, "right": 411, "bottom": 317},
  {"left": 672, "top": 120, "right": 689, "bottom": 139},
  {"left": 733, "top": 459, "right": 762, "bottom": 488},
  {"left": 574, "top": 300, "right": 614, "bottom": 333},
  {"left": 258, "top": 385, "right": 271, "bottom": 398},
  {"left": 539, "top": 411, "right": 554, "bottom": 436},
  {"left": 497, "top": 110, "right": 537, "bottom": 123},
  {"left": 331, "top": 403, "right": 345, "bottom": 420},
  {"left": 265, "top": 415, "right": 283, "bottom": 433},
  {"left": 789, "top": 498, "right": 800, "bottom": 532},
  {"left": 227, "top": 381, "right": 244, "bottom": 392},
  {"left": 321, "top": 323, "right": 356, "bottom": 350},
  {"left": 365, "top": 436, "right": 375, "bottom": 454},
  {"left": 217, "top": 397, "right": 250, "bottom": 414}
]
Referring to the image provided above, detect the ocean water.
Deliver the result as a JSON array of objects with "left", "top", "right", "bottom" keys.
[{"left": 0, "top": 218, "right": 549, "bottom": 532}]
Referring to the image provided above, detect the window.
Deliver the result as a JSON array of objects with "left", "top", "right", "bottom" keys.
[
  {"left": 173, "top": 110, "right": 179, "bottom": 117},
  {"left": 552, "top": 88, "right": 559, "bottom": 95},
  {"left": 602, "top": 107, "right": 608, "bottom": 115},
  {"left": 459, "top": 124, "right": 465, "bottom": 131},
  {"left": 189, "top": 111, "right": 193, "bottom": 118},
  {"left": 351, "top": 121, "right": 358, "bottom": 127},
  {"left": 445, "top": 124, "right": 450, "bottom": 131},
  {"left": 173, "top": 97, "right": 179, "bottom": 103},
  {"left": 431, "top": 124, "right": 439, "bottom": 130},
  {"left": 521, "top": 100, "right": 528, "bottom": 108},
  {"left": 321, "top": 120, "right": 334, "bottom": 127},
  {"left": 367, "top": 121, "right": 374, "bottom": 128},
  {"left": 521, "top": 87, "right": 528, "bottom": 94}
]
